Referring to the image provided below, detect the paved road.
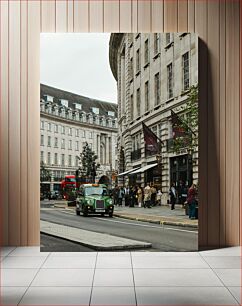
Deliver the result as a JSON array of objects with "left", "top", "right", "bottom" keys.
[{"left": 40, "top": 208, "right": 198, "bottom": 251}]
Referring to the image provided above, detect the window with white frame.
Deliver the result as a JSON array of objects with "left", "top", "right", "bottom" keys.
[
  {"left": 75, "top": 129, "right": 79, "bottom": 137},
  {"left": 68, "top": 155, "right": 72, "bottom": 166},
  {"left": 108, "top": 111, "right": 115, "bottom": 117},
  {"left": 61, "top": 154, "right": 65, "bottom": 166},
  {"left": 47, "top": 136, "right": 51, "bottom": 147},
  {"left": 68, "top": 127, "right": 72, "bottom": 136},
  {"left": 182, "top": 52, "right": 190, "bottom": 91},
  {"left": 47, "top": 123, "right": 51, "bottom": 131},
  {"left": 82, "top": 130, "right": 86, "bottom": 138},
  {"left": 154, "top": 73, "right": 160, "bottom": 105},
  {"left": 167, "top": 63, "right": 173, "bottom": 99},
  {"left": 40, "top": 151, "right": 44, "bottom": 163},
  {"left": 75, "top": 156, "right": 79, "bottom": 167},
  {"left": 92, "top": 107, "right": 99, "bottom": 115},
  {"left": 54, "top": 137, "right": 58, "bottom": 147},
  {"left": 54, "top": 153, "right": 58, "bottom": 165},
  {"left": 145, "top": 81, "right": 149, "bottom": 112},
  {"left": 61, "top": 126, "right": 65, "bottom": 134},
  {"left": 47, "top": 152, "right": 51, "bottom": 165},
  {"left": 54, "top": 124, "right": 58, "bottom": 133},
  {"left": 61, "top": 139, "right": 65, "bottom": 149},
  {"left": 40, "top": 121, "right": 44, "bottom": 130},
  {"left": 60, "top": 99, "right": 68, "bottom": 107},
  {"left": 89, "top": 132, "right": 93, "bottom": 139},
  {"left": 68, "top": 140, "right": 72, "bottom": 150},
  {"left": 41, "top": 135, "right": 44, "bottom": 146},
  {"left": 75, "top": 141, "right": 79, "bottom": 151},
  {"left": 136, "top": 88, "right": 141, "bottom": 117}
]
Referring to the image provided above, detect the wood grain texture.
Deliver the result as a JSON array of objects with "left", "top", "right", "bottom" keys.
[
  {"left": 104, "top": 0, "right": 119, "bottom": 32},
  {"left": 207, "top": 0, "right": 220, "bottom": 246},
  {"left": 195, "top": 0, "right": 208, "bottom": 248},
  {"left": 131, "top": 0, "right": 138, "bottom": 33},
  {"left": 178, "top": 0, "right": 188, "bottom": 32},
  {"left": 164, "top": 0, "right": 178, "bottom": 32},
  {"left": 9, "top": 0, "right": 21, "bottom": 245},
  {"left": 120, "top": 0, "right": 132, "bottom": 32},
  {"left": 41, "top": 0, "right": 56, "bottom": 32},
  {"left": 56, "top": 0, "right": 67, "bottom": 32},
  {"left": 0, "top": 0, "right": 9, "bottom": 245},
  {"left": 219, "top": 0, "right": 226, "bottom": 246},
  {"left": 73, "top": 0, "right": 89, "bottom": 32},
  {"left": 188, "top": 0, "right": 195, "bottom": 32},
  {"left": 20, "top": 0, "right": 28, "bottom": 245},
  {"left": 27, "top": 0, "right": 40, "bottom": 245},
  {"left": 90, "top": 0, "right": 104, "bottom": 32},
  {"left": 138, "top": 0, "right": 151, "bottom": 32},
  {"left": 151, "top": 0, "right": 164, "bottom": 33},
  {"left": 225, "top": 0, "right": 240, "bottom": 246}
]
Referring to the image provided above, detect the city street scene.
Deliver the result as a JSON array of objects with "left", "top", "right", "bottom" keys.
[{"left": 40, "top": 33, "right": 198, "bottom": 252}]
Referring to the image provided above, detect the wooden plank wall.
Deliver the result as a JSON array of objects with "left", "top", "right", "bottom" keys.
[{"left": 0, "top": 0, "right": 240, "bottom": 248}]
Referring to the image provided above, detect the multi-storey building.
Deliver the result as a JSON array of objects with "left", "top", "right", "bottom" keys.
[
  {"left": 109, "top": 33, "right": 198, "bottom": 200},
  {"left": 40, "top": 84, "right": 118, "bottom": 191}
]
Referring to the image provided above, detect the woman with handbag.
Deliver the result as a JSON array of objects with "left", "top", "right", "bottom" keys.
[{"left": 187, "top": 183, "right": 197, "bottom": 219}]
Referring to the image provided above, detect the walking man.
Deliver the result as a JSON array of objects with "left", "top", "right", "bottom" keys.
[{"left": 169, "top": 182, "right": 177, "bottom": 210}]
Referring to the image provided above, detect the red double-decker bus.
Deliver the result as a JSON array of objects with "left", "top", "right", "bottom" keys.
[{"left": 60, "top": 175, "right": 76, "bottom": 200}]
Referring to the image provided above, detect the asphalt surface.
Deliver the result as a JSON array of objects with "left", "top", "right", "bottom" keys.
[{"left": 40, "top": 208, "right": 198, "bottom": 251}]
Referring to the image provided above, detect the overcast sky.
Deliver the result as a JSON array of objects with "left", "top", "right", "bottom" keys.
[{"left": 40, "top": 33, "right": 117, "bottom": 103}]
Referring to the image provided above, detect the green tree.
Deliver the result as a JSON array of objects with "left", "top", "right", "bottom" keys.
[
  {"left": 172, "top": 84, "right": 198, "bottom": 154},
  {"left": 40, "top": 161, "right": 51, "bottom": 193},
  {"left": 78, "top": 142, "right": 100, "bottom": 183}
]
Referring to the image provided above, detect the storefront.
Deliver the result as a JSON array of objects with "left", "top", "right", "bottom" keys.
[{"left": 170, "top": 154, "right": 192, "bottom": 187}]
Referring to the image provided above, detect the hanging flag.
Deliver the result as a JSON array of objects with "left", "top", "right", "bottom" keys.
[
  {"left": 171, "top": 110, "right": 187, "bottom": 138},
  {"left": 142, "top": 122, "right": 162, "bottom": 156}
]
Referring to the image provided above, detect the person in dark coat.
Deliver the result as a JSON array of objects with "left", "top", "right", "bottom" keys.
[
  {"left": 187, "top": 183, "right": 198, "bottom": 219},
  {"left": 169, "top": 182, "right": 177, "bottom": 210}
]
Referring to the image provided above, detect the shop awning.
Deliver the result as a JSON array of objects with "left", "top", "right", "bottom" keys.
[
  {"left": 117, "top": 167, "right": 140, "bottom": 177},
  {"left": 129, "top": 163, "right": 158, "bottom": 174}
]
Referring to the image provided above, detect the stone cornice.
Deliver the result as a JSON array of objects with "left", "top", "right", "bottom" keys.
[{"left": 109, "top": 34, "right": 124, "bottom": 81}]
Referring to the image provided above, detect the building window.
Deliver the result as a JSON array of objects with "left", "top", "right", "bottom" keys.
[
  {"left": 54, "top": 137, "right": 58, "bottom": 148},
  {"left": 154, "top": 73, "right": 160, "bottom": 106},
  {"left": 89, "top": 132, "right": 93, "bottom": 139},
  {"left": 75, "top": 156, "right": 79, "bottom": 167},
  {"left": 167, "top": 63, "right": 173, "bottom": 99},
  {"left": 40, "top": 121, "right": 44, "bottom": 130},
  {"left": 130, "top": 95, "right": 134, "bottom": 121},
  {"left": 47, "top": 123, "right": 51, "bottom": 131},
  {"left": 183, "top": 52, "right": 190, "bottom": 91},
  {"left": 68, "top": 127, "right": 72, "bottom": 136},
  {"left": 136, "top": 88, "right": 141, "bottom": 117},
  {"left": 154, "top": 33, "right": 160, "bottom": 55},
  {"left": 75, "top": 141, "right": 79, "bottom": 151},
  {"left": 54, "top": 153, "right": 58, "bottom": 165},
  {"left": 68, "top": 140, "right": 72, "bottom": 150},
  {"left": 47, "top": 152, "right": 51, "bottom": 165},
  {"left": 166, "top": 33, "right": 171, "bottom": 45},
  {"left": 108, "top": 111, "right": 115, "bottom": 117},
  {"left": 82, "top": 130, "right": 86, "bottom": 138},
  {"left": 61, "top": 154, "right": 65, "bottom": 166},
  {"left": 75, "top": 129, "right": 79, "bottom": 137},
  {"left": 40, "top": 151, "right": 44, "bottom": 163},
  {"left": 145, "top": 81, "right": 149, "bottom": 112},
  {"left": 61, "top": 126, "right": 65, "bottom": 134},
  {"left": 61, "top": 139, "right": 65, "bottom": 149},
  {"left": 136, "top": 49, "right": 140, "bottom": 73},
  {"left": 60, "top": 99, "right": 68, "bottom": 107},
  {"left": 47, "top": 136, "right": 51, "bottom": 147},
  {"left": 92, "top": 107, "right": 99, "bottom": 115},
  {"left": 54, "top": 124, "right": 58, "bottom": 133},
  {"left": 41, "top": 135, "right": 44, "bottom": 146},
  {"left": 68, "top": 155, "right": 72, "bottom": 167},
  {"left": 130, "top": 57, "right": 133, "bottom": 80},
  {"left": 144, "top": 39, "right": 149, "bottom": 65}
]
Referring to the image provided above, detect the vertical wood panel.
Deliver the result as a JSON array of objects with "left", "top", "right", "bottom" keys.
[
  {"left": 219, "top": 0, "right": 226, "bottom": 246},
  {"left": 207, "top": 0, "right": 220, "bottom": 246},
  {"left": 20, "top": 0, "right": 28, "bottom": 245},
  {"left": 74, "top": 0, "right": 89, "bottom": 32},
  {"left": 164, "top": 0, "right": 178, "bottom": 32},
  {"left": 188, "top": 0, "right": 195, "bottom": 32},
  {"left": 195, "top": 0, "right": 208, "bottom": 248},
  {"left": 90, "top": 0, "right": 104, "bottom": 32},
  {"left": 9, "top": 0, "right": 21, "bottom": 245},
  {"left": 151, "top": 0, "right": 164, "bottom": 33},
  {"left": 67, "top": 0, "right": 74, "bottom": 32},
  {"left": 28, "top": 0, "right": 40, "bottom": 245},
  {"left": 41, "top": 0, "right": 56, "bottom": 32},
  {"left": 120, "top": 0, "right": 132, "bottom": 32},
  {"left": 0, "top": 1, "right": 9, "bottom": 245},
  {"left": 56, "top": 0, "right": 67, "bottom": 32},
  {"left": 104, "top": 0, "right": 119, "bottom": 32},
  {"left": 131, "top": 0, "right": 138, "bottom": 33},
  {"left": 225, "top": 0, "right": 240, "bottom": 245},
  {"left": 137, "top": 0, "right": 151, "bottom": 32},
  {"left": 178, "top": 0, "right": 188, "bottom": 32}
]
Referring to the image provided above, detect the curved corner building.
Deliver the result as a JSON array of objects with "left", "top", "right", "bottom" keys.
[{"left": 109, "top": 33, "right": 198, "bottom": 201}]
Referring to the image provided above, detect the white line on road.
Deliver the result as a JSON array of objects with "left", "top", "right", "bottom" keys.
[{"left": 93, "top": 217, "right": 198, "bottom": 234}]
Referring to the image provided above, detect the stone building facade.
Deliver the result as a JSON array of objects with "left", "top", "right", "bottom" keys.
[
  {"left": 109, "top": 33, "right": 198, "bottom": 199},
  {"left": 40, "top": 84, "right": 118, "bottom": 191}
]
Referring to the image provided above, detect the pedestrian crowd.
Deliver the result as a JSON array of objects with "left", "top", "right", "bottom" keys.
[{"left": 111, "top": 180, "right": 198, "bottom": 219}]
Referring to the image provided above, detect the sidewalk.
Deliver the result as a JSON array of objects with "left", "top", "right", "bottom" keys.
[
  {"left": 113, "top": 205, "right": 198, "bottom": 229},
  {"left": 54, "top": 203, "right": 198, "bottom": 229},
  {"left": 40, "top": 220, "right": 152, "bottom": 251}
]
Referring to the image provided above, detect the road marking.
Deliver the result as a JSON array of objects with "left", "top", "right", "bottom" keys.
[{"left": 93, "top": 217, "right": 198, "bottom": 234}]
